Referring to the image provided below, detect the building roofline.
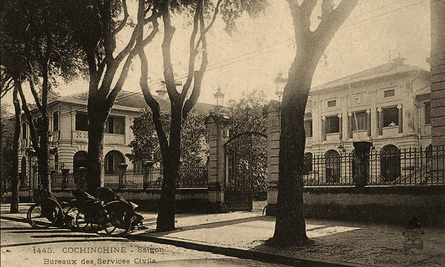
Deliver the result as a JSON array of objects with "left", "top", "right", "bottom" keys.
[{"left": 311, "top": 61, "right": 430, "bottom": 94}]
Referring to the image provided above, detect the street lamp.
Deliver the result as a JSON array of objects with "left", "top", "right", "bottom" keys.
[
  {"left": 214, "top": 86, "right": 224, "bottom": 112},
  {"left": 274, "top": 71, "right": 287, "bottom": 102}
]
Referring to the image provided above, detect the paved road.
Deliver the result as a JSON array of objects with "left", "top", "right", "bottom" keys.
[{"left": 1, "top": 217, "right": 289, "bottom": 267}]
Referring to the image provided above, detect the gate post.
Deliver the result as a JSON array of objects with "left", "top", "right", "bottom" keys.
[
  {"left": 205, "top": 113, "right": 231, "bottom": 213},
  {"left": 263, "top": 101, "right": 280, "bottom": 215}
]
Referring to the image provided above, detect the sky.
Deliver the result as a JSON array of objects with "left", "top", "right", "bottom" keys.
[{"left": 3, "top": 0, "right": 431, "bottom": 109}]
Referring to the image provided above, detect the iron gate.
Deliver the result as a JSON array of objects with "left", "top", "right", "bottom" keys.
[{"left": 224, "top": 132, "right": 267, "bottom": 211}]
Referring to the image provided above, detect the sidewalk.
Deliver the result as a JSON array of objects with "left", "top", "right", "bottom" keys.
[{"left": 2, "top": 203, "right": 444, "bottom": 266}]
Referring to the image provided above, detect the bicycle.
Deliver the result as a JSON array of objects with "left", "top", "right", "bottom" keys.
[
  {"left": 96, "top": 187, "right": 144, "bottom": 236},
  {"left": 27, "top": 185, "right": 78, "bottom": 229},
  {"left": 72, "top": 189, "right": 104, "bottom": 233}
]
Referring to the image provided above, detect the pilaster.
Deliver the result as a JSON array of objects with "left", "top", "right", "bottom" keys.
[
  {"left": 263, "top": 101, "right": 280, "bottom": 213},
  {"left": 205, "top": 113, "right": 231, "bottom": 212}
]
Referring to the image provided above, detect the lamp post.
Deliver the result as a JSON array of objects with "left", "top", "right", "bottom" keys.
[
  {"left": 214, "top": 86, "right": 225, "bottom": 113},
  {"left": 274, "top": 71, "right": 287, "bottom": 125},
  {"left": 274, "top": 71, "right": 287, "bottom": 103}
]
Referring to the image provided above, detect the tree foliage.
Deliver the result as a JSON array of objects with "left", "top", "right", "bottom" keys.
[
  {"left": 1, "top": 0, "right": 86, "bottom": 192},
  {"left": 129, "top": 109, "right": 207, "bottom": 166},
  {"left": 226, "top": 89, "right": 268, "bottom": 137}
]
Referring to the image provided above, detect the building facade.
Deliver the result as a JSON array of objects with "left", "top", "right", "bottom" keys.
[
  {"left": 302, "top": 58, "right": 432, "bottom": 183},
  {"left": 304, "top": 58, "right": 431, "bottom": 152},
  {"left": 17, "top": 90, "right": 214, "bottom": 189}
]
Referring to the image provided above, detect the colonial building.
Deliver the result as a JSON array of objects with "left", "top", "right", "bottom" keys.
[
  {"left": 302, "top": 58, "right": 432, "bottom": 183},
  {"left": 17, "top": 90, "right": 214, "bottom": 189},
  {"left": 304, "top": 58, "right": 431, "bottom": 152}
]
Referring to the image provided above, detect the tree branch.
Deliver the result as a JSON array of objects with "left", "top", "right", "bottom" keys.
[
  {"left": 27, "top": 74, "right": 44, "bottom": 114},
  {"left": 313, "top": 0, "right": 359, "bottom": 57},
  {"left": 181, "top": 0, "right": 202, "bottom": 98},
  {"left": 183, "top": 0, "right": 209, "bottom": 119},
  {"left": 1, "top": 77, "right": 13, "bottom": 99},
  {"left": 17, "top": 81, "right": 40, "bottom": 154},
  {"left": 106, "top": 0, "right": 160, "bottom": 109},
  {"left": 195, "top": 0, "right": 223, "bottom": 50},
  {"left": 112, "top": 0, "right": 129, "bottom": 36},
  {"left": 161, "top": 0, "right": 179, "bottom": 102}
]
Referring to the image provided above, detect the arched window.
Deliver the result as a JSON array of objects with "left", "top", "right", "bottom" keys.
[
  {"left": 325, "top": 150, "right": 340, "bottom": 183},
  {"left": 380, "top": 145, "right": 400, "bottom": 181},
  {"left": 73, "top": 151, "right": 88, "bottom": 173},
  {"left": 104, "top": 150, "right": 124, "bottom": 174}
]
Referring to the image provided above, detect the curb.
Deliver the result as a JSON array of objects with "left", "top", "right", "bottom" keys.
[
  {"left": 128, "top": 234, "right": 353, "bottom": 267},
  {"left": 1, "top": 212, "right": 352, "bottom": 266}
]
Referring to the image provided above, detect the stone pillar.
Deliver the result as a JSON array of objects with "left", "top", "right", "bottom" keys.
[
  {"left": 353, "top": 141, "right": 372, "bottom": 190},
  {"left": 118, "top": 163, "right": 128, "bottom": 189},
  {"left": 366, "top": 109, "right": 371, "bottom": 137},
  {"left": 205, "top": 113, "right": 231, "bottom": 212},
  {"left": 338, "top": 114, "right": 343, "bottom": 140},
  {"left": 348, "top": 112, "right": 353, "bottom": 139},
  {"left": 321, "top": 116, "right": 326, "bottom": 141},
  {"left": 70, "top": 111, "right": 76, "bottom": 144},
  {"left": 263, "top": 101, "right": 280, "bottom": 215},
  {"left": 398, "top": 104, "right": 403, "bottom": 134},
  {"left": 377, "top": 107, "right": 383, "bottom": 136},
  {"left": 428, "top": 0, "right": 445, "bottom": 146}
]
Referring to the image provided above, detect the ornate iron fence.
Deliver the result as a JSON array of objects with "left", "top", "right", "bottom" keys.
[
  {"left": 49, "top": 165, "right": 208, "bottom": 190},
  {"left": 304, "top": 145, "right": 445, "bottom": 187}
]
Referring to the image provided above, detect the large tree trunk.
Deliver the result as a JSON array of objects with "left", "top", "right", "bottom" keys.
[
  {"left": 156, "top": 106, "right": 182, "bottom": 232},
  {"left": 271, "top": 52, "right": 318, "bottom": 246},
  {"left": 10, "top": 85, "right": 21, "bottom": 213},
  {"left": 86, "top": 105, "right": 106, "bottom": 194},
  {"left": 156, "top": 155, "right": 178, "bottom": 231}
]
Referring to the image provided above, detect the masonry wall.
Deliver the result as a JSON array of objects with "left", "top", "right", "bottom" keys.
[{"left": 264, "top": 186, "right": 445, "bottom": 227}]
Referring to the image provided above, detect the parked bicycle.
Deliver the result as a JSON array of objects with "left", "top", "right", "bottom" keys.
[
  {"left": 75, "top": 187, "right": 144, "bottom": 236},
  {"left": 71, "top": 189, "right": 103, "bottom": 233},
  {"left": 27, "top": 185, "right": 144, "bottom": 236},
  {"left": 27, "top": 185, "right": 78, "bottom": 229}
]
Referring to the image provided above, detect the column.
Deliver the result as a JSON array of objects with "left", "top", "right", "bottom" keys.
[
  {"left": 338, "top": 114, "right": 342, "bottom": 140},
  {"left": 321, "top": 116, "right": 326, "bottom": 141},
  {"left": 366, "top": 109, "right": 371, "bottom": 137},
  {"left": 398, "top": 104, "right": 403, "bottom": 134},
  {"left": 205, "top": 113, "right": 230, "bottom": 212},
  {"left": 70, "top": 111, "right": 76, "bottom": 143},
  {"left": 263, "top": 101, "right": 280, "bottom": 215},
  {"left": 348, "top": 112, "right": 353, "bottom": 139},
  {"left": 377, "top": 107, "right": 383, "bottom": 136}
]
